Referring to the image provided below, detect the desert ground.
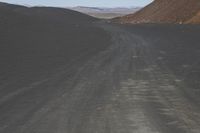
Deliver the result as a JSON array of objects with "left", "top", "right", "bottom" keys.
[{"left": 0, "top": 2, "right": 200, "bottom": 133}]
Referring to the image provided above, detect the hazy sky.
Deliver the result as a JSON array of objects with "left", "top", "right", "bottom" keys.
[{"left": 0, "top": 0, "right": 153, "bottom": 7}]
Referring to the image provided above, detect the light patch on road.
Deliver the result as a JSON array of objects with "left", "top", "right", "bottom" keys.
[
  {"left": 159, "top": 51, "right": 166, "bottom": 55},
  {"left": 132, "top": 55, "right": 139, "bottom": 59},
  {"left": 114, "top": 79, "right": 160, "bottom": 133},
  {"left": 157, "top": 57, "right": 164, "bottom": 60},
  {"left": 182, "top": 64, "right": 190, "bottom": 68},
  {"left": 142, "top": 67, "right": 155, "bottom": 72}
]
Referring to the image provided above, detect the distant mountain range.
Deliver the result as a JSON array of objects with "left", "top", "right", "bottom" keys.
[{"left": 68, "top": 6, "right": 141, "bottom": 19}]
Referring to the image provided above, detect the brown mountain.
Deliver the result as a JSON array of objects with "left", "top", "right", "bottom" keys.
[
  {"left": 114, "top": 0, "right": 200, "bottom": 24},
  {"left": 186, "top": 11, "right": 200, "bottom": 24}
]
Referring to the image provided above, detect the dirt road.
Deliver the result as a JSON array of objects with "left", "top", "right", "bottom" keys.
[{"left": 0, "top": 22, "right": 200, "bottom": 133}]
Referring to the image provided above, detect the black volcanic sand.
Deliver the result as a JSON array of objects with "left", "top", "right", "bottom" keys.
[{"left": 0, "top": 2, "right": 200, "bottom": 133}]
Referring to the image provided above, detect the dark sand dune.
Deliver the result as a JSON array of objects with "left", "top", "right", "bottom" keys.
[{"left": 0, "top": 2, "right": 200, "bottom": 133}]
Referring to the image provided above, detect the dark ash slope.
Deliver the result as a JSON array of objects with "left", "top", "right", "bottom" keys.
[{"left": 0, "top": 2, "right": 109, "bottom": 83}]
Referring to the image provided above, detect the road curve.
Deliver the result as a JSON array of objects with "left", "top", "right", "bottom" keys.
[{"left": 0, "top": 22, "right": 200, "bottom": 133}]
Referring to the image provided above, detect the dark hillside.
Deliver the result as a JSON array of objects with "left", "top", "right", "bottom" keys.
[{"left": 0, "top": 2, "right": 110, "bottom": 85}]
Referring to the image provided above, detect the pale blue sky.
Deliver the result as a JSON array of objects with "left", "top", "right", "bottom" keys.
[{"left": 0, "top": 0, "right": 153, "bottom": 7}]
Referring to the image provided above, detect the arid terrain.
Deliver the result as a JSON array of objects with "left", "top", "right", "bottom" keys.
[
  {"left": 68, "top": 6, "right": 140, "bottom": 19},
  {"left": 0, "top": 2, "right": 200, "bottom": 133},
  {"left": 114, "top": 0, "right": 200, "bottom": 24}
]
